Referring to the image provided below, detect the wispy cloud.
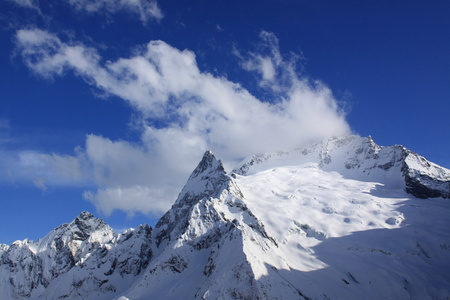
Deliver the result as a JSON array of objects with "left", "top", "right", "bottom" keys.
[
  {"left": 7, "top": 0, "right": 162, "bottom": 25},
  {"left": 7, "top": 0, "right": 42, "bottom": 15},
  {"left": 0, "top": 148, "right": 91, "bottom": 189},
  {"left": 67, "top": 0, "right": 163, "bottom": 24},
  {"left": 238, "top": 31, "right": 304, "bottom": 92},
  {"left": 8, "top": 0, "right": 39, "bottom": 10},
  {"left": 83, "top": 185, "right": 168, "bottom": 217},
  {"left": 11, "top": 28, "right": 350, "bottom": 217}
]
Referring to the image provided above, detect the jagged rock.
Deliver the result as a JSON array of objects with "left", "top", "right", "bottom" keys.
[{"left": 0, "top": 212, "right": 153, "bottom": 299}]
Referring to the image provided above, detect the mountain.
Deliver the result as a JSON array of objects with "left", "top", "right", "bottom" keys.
[
  {"left": 234, "top": 135, "right": 450, "bottom": 199},
  {"left": 0, "top": 212, "right": 152, "bottom": 299},
  {"left": 1, "top": 135, "right": 449, "bottom": 299}
]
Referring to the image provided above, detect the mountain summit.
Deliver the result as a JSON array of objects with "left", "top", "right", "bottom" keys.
[
  {"left": 234, "top": 135, "right": 450, "bottom": 199},
  {"left": 1, "top": 135, "right": 449, "bottom": 299}
]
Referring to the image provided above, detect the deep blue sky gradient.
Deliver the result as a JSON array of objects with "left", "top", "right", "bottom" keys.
[{"left": 1, "top": 0, "right": 449, "bottom": 245}]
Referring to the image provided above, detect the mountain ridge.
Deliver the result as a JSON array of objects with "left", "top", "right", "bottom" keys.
[
  {"left": 233, "top": 135, "right": 450, "bottom": 199},
  {"left": 1, "top": 135, "right": 449, "bottom": 299}
]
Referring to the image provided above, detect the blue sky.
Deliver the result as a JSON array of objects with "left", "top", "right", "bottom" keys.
[{"left": 1, "top": 0, "right": 449, "bottom": 245}]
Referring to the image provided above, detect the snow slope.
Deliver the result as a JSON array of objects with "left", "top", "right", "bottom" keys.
[
  {"left": 236, "top": 165, "right": 450, "bottom": 299},
  {"left": 1, "top": 135, "right": 449, "bottom": 299},
  {"left": 234, "top": 135, "right": 450, "bottom": 198}
]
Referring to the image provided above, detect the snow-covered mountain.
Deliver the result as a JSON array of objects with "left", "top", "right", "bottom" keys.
[
  {"left": 234, "top": 135, "right": 450, "bottom": 199},
  {"left": 1, "top": 135, "right": 449, "bottom": 299},
  {"left": 0, "top": 211, "right": 152, "bottom": 299}
]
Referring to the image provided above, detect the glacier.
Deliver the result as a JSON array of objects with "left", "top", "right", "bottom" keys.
[{"left": 1, "top": 135, "right": 449, "bottom": 299}]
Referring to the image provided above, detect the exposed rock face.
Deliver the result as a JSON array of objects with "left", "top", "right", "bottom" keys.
[
  {"left": 154, "top": 150, "right": 246, "bottom": 249},
  {"left": 0, "top": 212, "right": 153, "bottom": 299},
  {"left": 402, "top": 153, "right": 450, "bottom": 199}
]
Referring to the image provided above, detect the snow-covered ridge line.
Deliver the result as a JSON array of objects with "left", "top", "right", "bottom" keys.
[
  {"left": 0, "top": 211, "right": 152, "bottom": 299},
  {"left": 0, "top": 150, "right": 278, "bottom": 299},
  {"left": 1, "top": 136, "right": 449, "bottom": 299},
  {"left": 152, "top": 150, "right": 270, "bottom": 252},
  {"left": 233, "top": 135, "right": 450, "bottom": 199}
]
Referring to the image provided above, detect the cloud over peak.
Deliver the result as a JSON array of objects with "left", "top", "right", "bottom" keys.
[{"left": 12, "top": 28, "right": 350, "bottom": 217}]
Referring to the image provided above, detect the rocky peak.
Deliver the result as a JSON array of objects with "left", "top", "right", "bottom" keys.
[
  {"left": 0, "top": 244, "right": 8, "bottom": 255},
  {"left": 153, "top": 150, "right": 245, "bottom": 250},
  {"left": 76, "top": 211, "right": 94, "bottom": 221},
  {"left": 71, "top": 211, "right": 109, "bottom": 241},
  {"left": 174, "top": 150, "right": 231, "bottom": 206},
  {"left": 189, "top": 150, "right": 225, "bottom": 179},
  {"left": 402, "top": 150, "right": 450, "bottom": 199}
]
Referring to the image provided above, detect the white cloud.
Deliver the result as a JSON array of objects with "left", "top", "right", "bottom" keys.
[
  {"left": 83, "top": 185, "right": 168, "bottom": 217},
  {"left": 7, "top": 0, "right": 162, "bottom": 25},
  {"left": 13, "top": 28, "right": 351, "bottom": 217},
  {"left": 8, "top": 0, "right": 40, "bottom": 11},
  {"left": 240, "top": 31, "right": 302, "bottom": 92},
  {"left": 15, "top": 29, "right": 99, "bottom": 78},
  {"left": 67, "top": 0, "right": 163, "bottom": 24},
  {"left": 19, "top": 150, "right": 90, "bottom": 184},
  {"left": 0, "top": 148, "right": 91, "bottom": 189}
]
